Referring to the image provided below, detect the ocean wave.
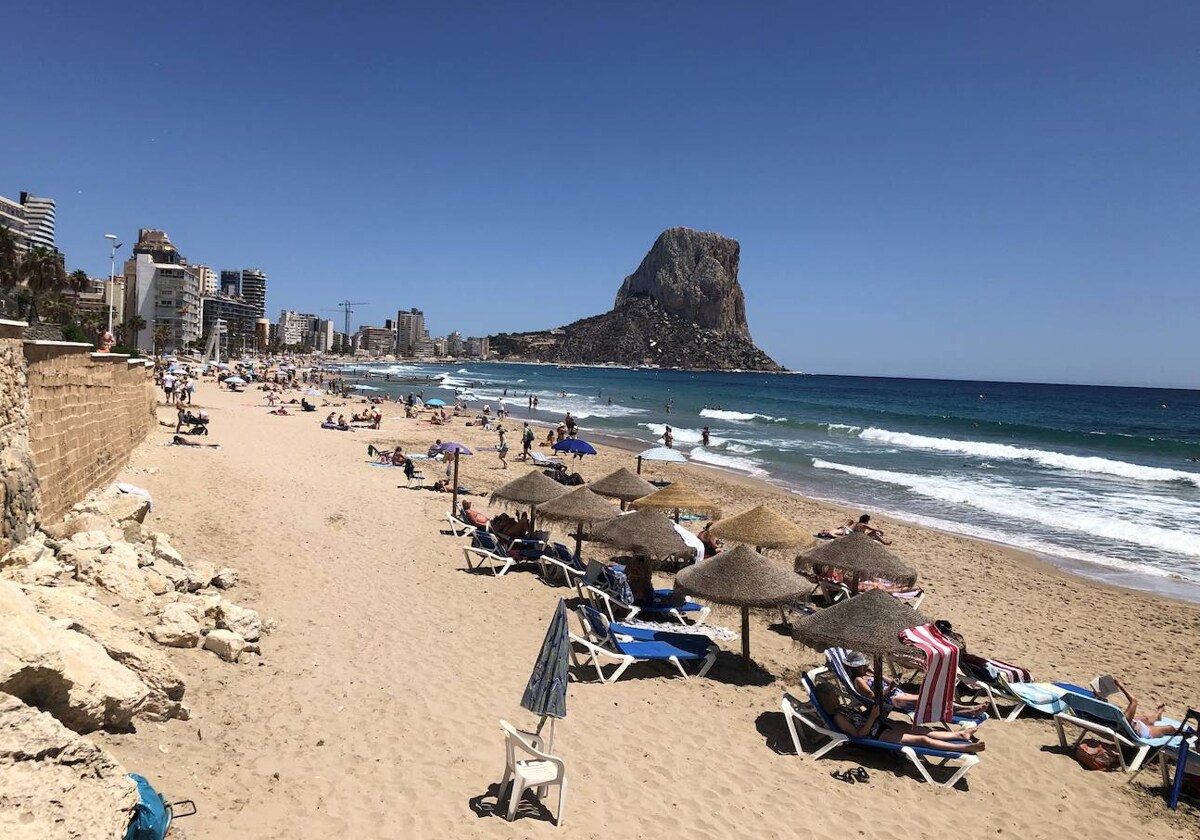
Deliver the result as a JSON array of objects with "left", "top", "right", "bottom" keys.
[
  {"left": 824, "top": 423, "right": 862, "bottom": 434},
  {"left": 811, "top": 459, "right": 1200, "bottom": 559},
  {"left": 699, "top": 408, "right": 782, "bottom": 422},
  {"left": 858, "top": 428, "right": 1200, "bottom": 487},
  {"left": 639, "top": 423, "right": 726, "bottom": 446},
  {"left": 690, "top": 447, "right": 769, "bottom": 477}
]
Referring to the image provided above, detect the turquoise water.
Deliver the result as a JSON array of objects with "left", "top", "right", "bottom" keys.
[{"left": 338, "top": 361, "right": 1200, "bottom": 602}]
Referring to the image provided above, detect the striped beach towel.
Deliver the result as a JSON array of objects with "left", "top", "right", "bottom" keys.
[{"left": 898, "top": 624, "right": 959, "bottom": 725}]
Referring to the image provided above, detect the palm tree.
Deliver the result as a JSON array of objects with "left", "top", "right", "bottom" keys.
[
  {"left": 125, "top": 314, "right": 147, "bottom": 348},
  {"left": 0, "top": 226, "right": 18, "bottom": 288},
  {"left": 20, "top": 247, "right": 67, "bottom": 325},
  {"left": 152, "top": 324, "right": 171, "bottom": 357}
]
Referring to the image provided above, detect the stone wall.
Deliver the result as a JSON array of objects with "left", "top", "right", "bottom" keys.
[
  {"left": 0, "top": 321, "right": 38, "bottom": 555},
  {"left": 22, "top": 342, "right": 155, "bottom": 528}
]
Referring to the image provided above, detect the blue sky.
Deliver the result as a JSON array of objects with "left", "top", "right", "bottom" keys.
[{"left": 3, "top": 2, "right": 1197, "bottom": 387}]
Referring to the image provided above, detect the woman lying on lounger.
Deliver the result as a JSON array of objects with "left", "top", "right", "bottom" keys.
[
  {"left": 812, "top": 682, "right": 985, "bottom": 753},
  {"left": 1111, "top": 678, "right": 1179, "bottom": 738},
  {"left": 844, "top": 652, "right": 989, "bottom": 717}
]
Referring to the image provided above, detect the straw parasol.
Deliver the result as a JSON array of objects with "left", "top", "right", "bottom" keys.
[
  {"left": 591, "top": 510, "right": 691, "bottom": 562},
  {"left": 675, "top": 544, "right": 810, "bottom": 666},
  {"left": 630, "top": 481, "right": 721, "bottom": 523},
  {"left": 490, "top": 470, "right": 567, "bottom": 530},
  {"left": 709, "top": 505, "right": 814, "bottom": 552},
  {"left": 792, "top": 589, "right": 931, "bottom": 711},
  {"left": 589, "top": 468, "right": 657, "bottom": 510},
  {"left": 796, "top": 533, "right": 917, "bottom": 588},
  {"left": 535, "top": 486, "right": 619, "bottom": 559}
]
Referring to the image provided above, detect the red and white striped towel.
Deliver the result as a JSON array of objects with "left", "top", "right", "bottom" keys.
[{"left": 898, "top": 624, "right": 960, "bottom": 725}]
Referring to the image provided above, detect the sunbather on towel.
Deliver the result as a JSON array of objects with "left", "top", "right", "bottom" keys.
[
  {"left": 851, "top": 514, "right": 892, "bottom": 545},
  {"left": 813, "top": 682, "right": 985, "bottom": 754},
  {"left": 1111, "top": 678, "right": 1177, "bottom": 738},
  {"left": 844, "top": 652, "right": 988, "bottom": 717}
]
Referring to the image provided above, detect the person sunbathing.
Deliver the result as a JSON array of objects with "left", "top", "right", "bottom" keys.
[
  {"left": 1111, "top": 678, "right": 1178, "bottom": 738},
  {"left": 268, "top": 407, "right": 290, "bottom": 416},
  {"left": 325, "top": 412, "right": 337, "bottom": 424},
  {"left": 851, "top": 514, "right": 892, "bottom": 545},
  {"left": 843, "top": 652, "right": 988, "bottom": 717},
  {"left": 812, "top": 682, "right": 984, "bottom": 753},
  {"left": 170, "top": 435, "right": 220, "bottom": 449},
  {"left": 491, "top": 512, "right": 532, "bottom": 540},
  {"left": 815, "top": 520, "right": 855, "bottom": 539},
  {"left": 460, "top": 500, "right": 490, "bottom": 529},
  {"left": 698, "top": 522, "right": 723, "bottom": 558},
  {"left": 336, "top": 414, "right": 350, "bottom": 431}
]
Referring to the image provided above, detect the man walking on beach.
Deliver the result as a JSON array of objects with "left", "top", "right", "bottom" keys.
[{"left": 522, "top": 422, "right": 534, "bottom": 461}]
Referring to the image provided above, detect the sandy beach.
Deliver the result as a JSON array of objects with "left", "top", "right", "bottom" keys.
[{"left": 96, "top": 382, "right": 1200, "bottom": 839}]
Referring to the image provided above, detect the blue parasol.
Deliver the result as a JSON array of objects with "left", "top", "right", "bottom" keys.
[
  {"left": 425, "top": 398, "right": 446, "bottom": 407},
  {"left": 552, "top": 438, "right": 597, "bottom": 456},
  {"left": 520, "top": 599, "right": 570, "bottom": 748}
]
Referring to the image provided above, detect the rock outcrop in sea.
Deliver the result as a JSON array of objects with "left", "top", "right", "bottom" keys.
[{"left": 491, "top": 227, "right": 781, "bottom": 370}]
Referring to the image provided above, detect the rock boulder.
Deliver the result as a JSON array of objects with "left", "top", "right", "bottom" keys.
[
  {"left": 204, "top": 629, "right": 246, "bottom": 663},
  {"left": 0, "top": 692, "right": 139, "bottom": 840}
]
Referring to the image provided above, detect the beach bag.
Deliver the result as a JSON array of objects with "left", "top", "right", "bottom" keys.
[
  {"left": 124, "top": 774, "right": 170, "bottom": 840},
  {"left": 1075, "top": 739, "right": 1119, "bottom": 771}
]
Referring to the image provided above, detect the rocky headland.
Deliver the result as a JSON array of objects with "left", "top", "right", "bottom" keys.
[{"left": 491, "top": 227, "right": 782, "bottom": 370}]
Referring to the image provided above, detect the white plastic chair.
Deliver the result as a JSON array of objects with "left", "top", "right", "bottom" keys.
[{"left": 497, "top": 720, "right": 567, "bottom": 826}]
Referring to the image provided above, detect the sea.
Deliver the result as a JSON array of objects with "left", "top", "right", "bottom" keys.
[{"left": 333, "top": 361, "right": 1200, "bottom": 603}]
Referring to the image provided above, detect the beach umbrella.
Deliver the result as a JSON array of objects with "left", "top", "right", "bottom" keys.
[
  {"left": 433, "top": 441, "right": 474, "bottom": 513},
  {"left": 710, "top": 505, "right": 814, "bottom": 552},
  {"left": 520, "top": 599, "right": 571, "bottom": 750},
  {"left": 589, "top": 467, "right": 656, "bottom": 510},
  {"left": 224, "top": 376, "right": 246, "bottom": 385},
  {"left": 490, "top": 470, "right": 567, "bottom": 531},
  {"left": 426, "top": 398, "right": 446, "bottom": 407},
  {"left": 535, "top": 486, "right": 618, "bottom": 559},
  {"left": 635, "top": 445, "right": 686, "bottom": 474},
  {"left": 792, "top": 589, "right": 931, "bottom": 711},
  {"left": 552, "top": 438, "right": 598, "bottom": 456},
  {"left": 631, "top": 481, "right": 721, "bottom": 523},
  {"left": 590, "top": 509, "right": 690, "bottom": 562},
  {"left": 304, "top": 388, "right": 322, "bottom": 396},
  {"left": 676, "top": 544, "right": 810, "bottom": 667},
  {"left": 796, "top": 533, "right": 917, "bottom": 589}
]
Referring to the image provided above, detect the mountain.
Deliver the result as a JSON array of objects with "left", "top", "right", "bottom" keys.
[{"left": 490, "top": 228, "right": 781, "bottom": 371}]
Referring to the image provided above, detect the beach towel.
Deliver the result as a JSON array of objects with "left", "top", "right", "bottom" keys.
[
  {"left": 961, "top": 652, "right": 1032, "bottom": 684},
  {"left": 116, "top": 483, "right": 153, "bottom": 512},
  {"left": 124, "top": 774, "right": 170, "bottom": 840},
  {"left": 898, "top": 624, "right": 959, "bottom": 725}
]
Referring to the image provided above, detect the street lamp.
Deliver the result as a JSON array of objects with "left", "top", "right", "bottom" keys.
[{"left": 103, "top": 234, "right": 122, "bottom": 336}]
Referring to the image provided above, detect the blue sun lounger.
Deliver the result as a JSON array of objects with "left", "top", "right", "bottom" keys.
[
  {"left": 1054, "top": 689, "right": 1194, "bottom": 773},
  {"left": 569, "top": 605, "right": 717, "bottom": 683},
  {"left": 780, "top": 674, "right": 981, "bottom": 789}
]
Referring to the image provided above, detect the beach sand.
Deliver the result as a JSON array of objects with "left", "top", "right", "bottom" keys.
[{"left": 95, "top": 384, "right": 1200, "bottom": 839}]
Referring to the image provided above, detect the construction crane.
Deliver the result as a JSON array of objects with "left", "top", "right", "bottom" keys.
[{"left": 333, "top": 300, "right": 369, "bottom": 342}]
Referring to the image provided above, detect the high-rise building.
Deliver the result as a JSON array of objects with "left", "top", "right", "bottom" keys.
[
  {"left": 240, "top": 269, "right": 267, "bottom": 318},
  {"left": 19, "top": 192, "right": 55, "bottom": 251},
  {"left": 445, "top": 331, "right": 464, "bottom": 356},
  {"left": 219, "top": 270, "right": 240, "bottom": 297},
  {"left": 123, "top": 229, "right": 201, "bottom": 353},
  {"left": 201, "top": 295, "right": 260, "bottom": 355},
  {"left": 0, "top": 195, "right": 27, "bottom": 253},
  {"left": 278, "top": 310, "right": 318, "bottom": 346},
  {"left": 355, "top": 326, "right": 395, "bottom": 357},
  {"left": 192, "top": 265, "right": 218, "bottom": 297},
  {"left": 395, "top": 307, "right": 426, "bottom": 355},
  {"left": 465, "top": 336, "right": 490, "bottom": 358}
]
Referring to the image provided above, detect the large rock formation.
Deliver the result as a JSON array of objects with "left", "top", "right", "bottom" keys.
[
  {"left": 615, "top": 227, "right": 750, "bottom": 339},
  {"left": 491, "top": 228, "right": 781, "bottom": 371}
]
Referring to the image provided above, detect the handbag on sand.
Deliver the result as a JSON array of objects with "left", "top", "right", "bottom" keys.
[{"left": 1076, "top": 739, "right": 1119, "bottom": 771}]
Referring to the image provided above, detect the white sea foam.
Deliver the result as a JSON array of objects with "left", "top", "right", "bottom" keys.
[
  {"left": 811, "top": 459, "right": 1200, "bottom": 559},
  {"left": 858, "top": 428, "right": 1200, "bottom": 487},
  {"left": 824, "top": 423, "right": 862, "bottom": 434},
  {"left": 699, "top": 408, "right": 779, "bottom": 422},
  {"left": 690, "top": 447, "right": 769, "bottom": 477}
]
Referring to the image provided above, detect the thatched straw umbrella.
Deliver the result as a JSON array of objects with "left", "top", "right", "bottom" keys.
[
  {"left": 589, "top": 468, "right": 657, "bottom": 510},
  {"left": 630, "top": 481, "right": 721, "bottom": 523},
  {"left": 709, "top": 504, "right": 814, "bottom": 552},
  {"left": 795, "top": 533, "right": 917, "bottom": 589},
  {"left": 792, "top": 589, "right": 931, "bottom": 711},
  {"left": 490, "top": 470, "right": 567, "bottom": 531},
  {"left": 535, "top": 486, "right": 618, "bottom": 559},
  {"left": 591, "top": 509, "right": 691, "bottom": 600},
  {"left": 676, "top": 544, "right": 810, "bottom": 667}
]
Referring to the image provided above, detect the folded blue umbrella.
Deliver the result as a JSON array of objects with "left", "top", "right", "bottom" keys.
[{"left": 552, "top": 439, "right": 597, "bottom": 455}]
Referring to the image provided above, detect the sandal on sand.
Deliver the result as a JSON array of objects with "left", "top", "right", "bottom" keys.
[
  {"left": 853, "top": 767, "right": 869, "bottom": 782},
  {"left": 830, "top": 769, "right": 855, "bottom": 784}
]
